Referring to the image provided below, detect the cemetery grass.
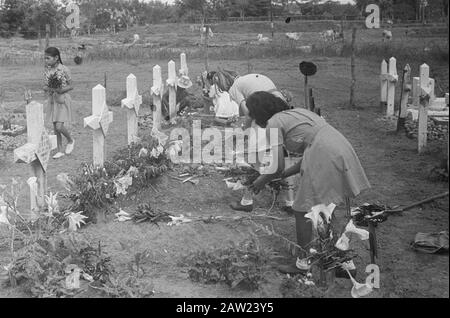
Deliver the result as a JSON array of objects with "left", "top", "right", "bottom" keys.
[{"left": 0, "top": 56, "right": 449, "bottom": 298}]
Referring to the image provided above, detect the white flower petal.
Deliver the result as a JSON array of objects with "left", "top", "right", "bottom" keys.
[{"left": 345, "top": 220, "right": 370, "bottom": 241}]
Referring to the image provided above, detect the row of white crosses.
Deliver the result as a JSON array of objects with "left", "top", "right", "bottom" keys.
[
  {"left": 380, "top": 59, "right": 447, "bottom": 154},
  {"left": 151, "top": 53, "right": 189, "bottom": 131},
  {"left": 381, "top": 58, "right": 437, "bottom": 118},
  {"left": 14, "top": 53, "right": 189, "bottom": 212},
  {"left": 380, "top": 57, "right": 398, "bottom": 117},
  {"left": 14, "top": 102, "right": 57, "bottom": 214}
]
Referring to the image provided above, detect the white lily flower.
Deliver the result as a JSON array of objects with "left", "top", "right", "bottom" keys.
[
  {"left": 67, "top": 211, "right": 88, "bottom": 231},
  {"left": 0, "top": 205, "right": 11, "bottom": 227},
  {"left": 346, "top": 269, "right": 373, "bottom": 298},
  {"left": 225, "top": 180, "right": 246, "bottom": 191},
  {"left": 151, "top": 128, "right": 168, "bottom": 145},
  {"left": 150, "top": 148, "right": 159, "bottom": 158},
  {"left": 114, "top": 209, "right": 132, "bottom": 222},
  {"left": 168, "top": 214, "right": 192, "bottom": 226},
  {"left": 309, "top": 248, "right": 318, "bottom": 255},
  {"left": 44, "top": 192, "right": 59, "bottom": 217},
  {"left": 114, "top": 175, "right": 133, "bottom": 196},
  {"left": 127, "top": 166, "right": 138, "bottom": 177},
  {"left": 138, "top": 148, "right": 148, "bottom": 157},
  {"left": 345, "top": 219, "right": 370, "bottom": 241},
  {"left": 57, "top": 173, "right": 74, "bottom": 191},
  {"left": 305, "top": 203, "right": 336, "bottom": 229},
  {"left": 335, "top": 233, "right": 350, "bottom": 251}
]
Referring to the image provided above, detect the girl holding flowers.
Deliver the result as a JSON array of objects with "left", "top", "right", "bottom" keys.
[{"left": 43, "top": 47, "right": 75, "bottom": 159}]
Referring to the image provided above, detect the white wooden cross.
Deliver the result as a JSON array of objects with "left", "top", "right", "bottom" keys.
[
  {"left": 167, "top": 60, "right": 177, "bottom": 123},
  {"left": 418, "top": 64, "right": 432, "bottom": 154},
  {"left": 14, "top": 101, "right": 57, "bottom": 213},
  {"left": 398, "top": 64, "right": 411, "bottom": 130},
  {"left": 151, "top": 65, "right": 163, "bottom": 131},
  {"left": 413, "top": 75, "right": 434, "bottom": 108},
  {"left": 179, "top": 53, "right": 188, "bottom": 77},
  {"left": 84, "top": 84, "right": 113, "bottom": 167},
  {"left": 380, "top": 59, "right": 388, "bottom": 110},
  {"left": 121, "top": 74, "right": 142, "bottom": 145},
  {"left": 386, "top": 57, "right": 398, "bottom": 117}
]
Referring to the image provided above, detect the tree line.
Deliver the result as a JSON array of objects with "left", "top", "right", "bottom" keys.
[{"left": 0, "top": 0, "right": 448, "bottom": 38}]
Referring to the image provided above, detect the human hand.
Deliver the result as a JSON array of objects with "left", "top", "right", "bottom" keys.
[
  {"left": 250, "top": 179, "right": 266, "bottom": 194},
  {"left": 54, "top": 88, "right": 64, "bottom": 95}
]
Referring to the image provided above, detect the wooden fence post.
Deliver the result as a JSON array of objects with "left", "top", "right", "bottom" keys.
[
  {"left": 380, "top": 59, "right": 388, "bottom": 111},
  {"left": 349, "top": 27, "right": 357, "bottom": 108}
]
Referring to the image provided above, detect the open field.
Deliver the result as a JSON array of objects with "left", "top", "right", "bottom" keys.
[{"left": 0, "top": 21, "right": 448, "bottom": 298}]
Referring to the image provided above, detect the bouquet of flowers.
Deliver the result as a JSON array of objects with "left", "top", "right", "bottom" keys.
[{"left": 45, "top": 69, "right": 67, "bottom": 90}]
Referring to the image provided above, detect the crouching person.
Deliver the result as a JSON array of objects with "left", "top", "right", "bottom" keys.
[{"left": 244, "top": 91, "right": 371, "bottom": 274}]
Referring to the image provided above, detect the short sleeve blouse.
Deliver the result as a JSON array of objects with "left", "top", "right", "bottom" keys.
[{"left": 265, "top": 108, "right": 327, "bottom": 155}]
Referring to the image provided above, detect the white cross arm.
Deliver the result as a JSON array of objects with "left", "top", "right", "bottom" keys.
[
  {"left": 387, "top": 74, "right": 399, "bottom": 82},
  {"left": 84, "top": 114, "right": 101, "bottom": 130},
  {"left": 14, "top": 143, "right": 38, "bottom": 164},
  {"left": 121, "top": 94, "right": 143, "bottom": 112},
  {"left": 84, "top": 111, "right": 113, "bottom": 135},
  {"left": 14, "top": 135, "right": 57, "bottom": 165}
]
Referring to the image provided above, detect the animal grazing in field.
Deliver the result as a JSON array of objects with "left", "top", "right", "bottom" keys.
[
  {"left": 285, "top": 32, "right": 301, "bottom": 41},
  {"left": 201, "top": 26, "right": 214, "bottom": 38},
  {"left": 382, "top": 30, "right": 392, "bottom": 42},
  {"left": 321, "top": 29, "right": 337, "bottom": 42},
  {"left": 257, "top": 34, "right": 270, "bottom": 42}
]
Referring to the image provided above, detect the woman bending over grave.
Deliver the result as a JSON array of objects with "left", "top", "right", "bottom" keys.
[
  {"left": 243, "top": 91, "right": 371, "bottom": 273},
  {"left": 161, "top": 75, "right": 204, "bottom": 121},
  {"left": 208, "top": 70, "right": 295, "bottom": 212},
  {"left": 43, "top": 47, "right": 74, "bottom": 159},
  {"left": 201, "top": 71, "right": 239, "bottom": 125}
]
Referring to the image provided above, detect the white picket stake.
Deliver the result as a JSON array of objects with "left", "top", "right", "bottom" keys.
[
  {"left": 180, "top": 53, "right": 188, "bottom": 76},
  {"left": 151, "top": 65, "right": 163, "bottom": 131},
  {"left": 386, "top": 57, "right": 398, "bottom": 117}
]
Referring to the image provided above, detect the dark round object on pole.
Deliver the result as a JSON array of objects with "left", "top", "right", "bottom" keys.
[
  {"left": 285, "top": 17, "right": 291, "bottom": 24},
  {"left": 299, "top": 61, "right": 317, "bottom": 76},
  {"left": 74, "top": 56, "right": 83, "bottom": 65}
]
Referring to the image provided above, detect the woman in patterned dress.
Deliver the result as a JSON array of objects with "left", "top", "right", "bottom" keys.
[
  {"left": 43, "top": 47, "right": 75, "bottom": 159},
  {"left": 246, "top": 91, "right": 371, "bottom": 272}
]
